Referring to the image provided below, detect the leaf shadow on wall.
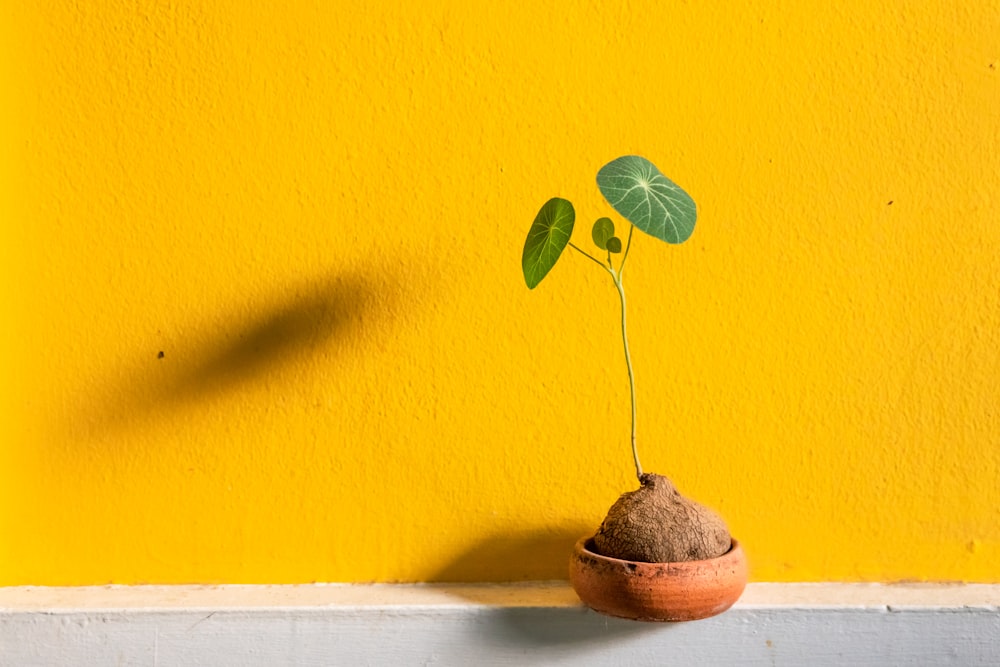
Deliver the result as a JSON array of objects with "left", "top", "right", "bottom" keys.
[
  {"left": 78, "top": 270, "right": 390, "bottom": 442},
  {"left": 168, "top": 273, "right": 374, "bottom": 404},
  {"left": 429, "top": 528, "right": 660, "bottom": 646}
]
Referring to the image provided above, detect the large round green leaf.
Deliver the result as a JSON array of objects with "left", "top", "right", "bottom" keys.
[
  {"left": 522, "top": 197, "right": 575, "bottom": 289},
  {"left": 596, "top": 155, "right": 697, "bottom": 244}
]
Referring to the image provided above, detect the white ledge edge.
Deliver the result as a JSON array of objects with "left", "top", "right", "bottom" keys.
[{"left": 2, "top": 582, "right": 998, "bottom": 612}]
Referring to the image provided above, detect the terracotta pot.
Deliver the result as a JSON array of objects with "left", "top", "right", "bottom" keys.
[{"left": 569, "top": 536, "right": 747, "bottom": 622}]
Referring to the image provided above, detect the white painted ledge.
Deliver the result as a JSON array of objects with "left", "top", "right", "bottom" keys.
[{"left": 2, "top": 583, "right": 998, "bottom": 665}]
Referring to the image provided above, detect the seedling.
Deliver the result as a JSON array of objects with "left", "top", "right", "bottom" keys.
[
  {"left": 522, "top": 155, "right": 697, "bottom": 481},
  {"left": 523, "top": 160, "right": 745, "bottom": 616},
  {"left": 522, "top": 155, "right": 733, "bottom": 565}
]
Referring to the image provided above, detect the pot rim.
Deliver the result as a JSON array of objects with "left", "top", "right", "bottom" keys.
[{"left": 573, "top": 536, "right": 743, "bottom": 567}]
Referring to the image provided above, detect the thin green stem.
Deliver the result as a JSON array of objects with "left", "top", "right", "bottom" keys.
[
  {"left": 572, "top": 232, "right": 642, "bottom": 481},
  {"left": 618, "top": 225, "right": 635, "bottom": 277},
  {"left": 615, "top": 226, "right": 641, "bottom": 479},
  {"left": 613, "top": 270, "right": 641, "bottom": 480},
  {"left": 568, "top": 242, "right": 608, "bottom": 270}
]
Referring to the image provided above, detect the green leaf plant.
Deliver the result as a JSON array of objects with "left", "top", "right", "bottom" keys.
[{"left": 522, "top": 155, "right": 697, "bottom": 482}]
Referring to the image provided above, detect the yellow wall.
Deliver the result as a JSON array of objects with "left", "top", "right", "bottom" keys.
[{"left": 2, "top": 1, "right": 998, "bottom": 585}]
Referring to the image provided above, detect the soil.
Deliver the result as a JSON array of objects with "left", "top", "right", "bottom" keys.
[{"left": 591, "top": 473, "right": 731, "bottom": 563}]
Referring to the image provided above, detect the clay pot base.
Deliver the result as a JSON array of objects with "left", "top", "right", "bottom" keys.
[{"left": 569, "top": 537, "right": 748, "bottom": 622}]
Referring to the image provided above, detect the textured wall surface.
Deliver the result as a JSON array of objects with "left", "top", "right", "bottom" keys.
[{"left": 1, "top": 2, "right": 998, "bottom": 585}]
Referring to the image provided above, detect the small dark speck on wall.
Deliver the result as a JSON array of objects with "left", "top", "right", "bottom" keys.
[
  {"left": 888, "top": 201, "right": 893, "bottom": 205},
  {"left": 157, "top": 351, "right": 165, "bottom": 359}
]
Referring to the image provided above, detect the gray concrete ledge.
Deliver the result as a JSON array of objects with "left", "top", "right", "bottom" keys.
[{"left": 2, "top": 583, "right": 999, "bottom": 665}]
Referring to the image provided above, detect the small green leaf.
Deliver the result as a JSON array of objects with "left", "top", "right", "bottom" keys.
[
  {"left": 522, "top": 198, "right": 575, "bottom": 289},
  {"left": 596, "top": 155, "right": 697, "bottom": 244},
  {"left": 606, "top": 236, "right": 622, "bottom": 254},
  {"left": 591, "top": 217, "right": 615, "bottom": 250}
]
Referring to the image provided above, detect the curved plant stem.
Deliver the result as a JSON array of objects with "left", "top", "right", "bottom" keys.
[
  {"left": 613, "top": 270, "right": 642, "bottom": 480},
  {"left": 619, "top": 225, "right": 635, "bottom": 276},
  {"left": 571, "top": 232, "right": 642, "bottom": 481},
  {"left": 616, "top": 226, "right": 641, "bottom": 479},
  {"left": 568, "top": 242, "right": 607, "bottom": 269}
]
